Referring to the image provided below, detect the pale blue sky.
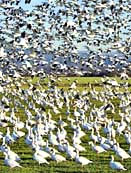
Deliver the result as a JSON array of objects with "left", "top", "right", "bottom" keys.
[{"left": 19, "top": 0, "right": 46, "bottom": 10}]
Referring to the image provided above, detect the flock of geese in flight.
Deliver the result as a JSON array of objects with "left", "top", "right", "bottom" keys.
[
  {"left": 0, "top": 0, "right": 130, "bottom": 77},
  {"left": 0, "top": 0, "right": 130, "bottom": 171}
]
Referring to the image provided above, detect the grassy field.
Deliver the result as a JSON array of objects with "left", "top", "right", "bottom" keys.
[{"left": 0, "top": 76, "right": 131, "bottom": 173}]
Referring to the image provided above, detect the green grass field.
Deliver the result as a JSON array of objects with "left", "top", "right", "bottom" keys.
[{"left": 0, "top": 77, "right": 130, "bottom": 173}]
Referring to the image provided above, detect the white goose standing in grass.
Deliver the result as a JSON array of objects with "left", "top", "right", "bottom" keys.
[
  {"left": 48, "top": 131, "right": 59, "bottom": 146},
  {"left": 4, "top": 152, "right": 22, "bottom": 168},
  {"left": 44, "top": 140, "right": 59, "bottom": 154},
  {"left": 0, "top": 137, "right": 7, "bottom": 152},
  {"left": 73, "top": 131, "right": 82, "bottom": 145},
  {"left": 100, "top": 138, "right": 111, "bottom": 151},
  {"left": 34, "top": 145, "right": 51, "bottom": 159},
  {"left": 12, "top": 126, "right": 25, "bottom": 140},
  {"left": 110, "top": 155, "right": 127, "bottom": 170},
  {"left": 58, "top": 140, "right": 65, "bottom": 152},
  {"left": 33, "top": 150, "right": 49, "bottom": 165},
  {"left": 15, "top": 117, "right": 24, "bottom": 129},
  {"left": 51, "top": 149, "right": 66, "bottom": 163},
  {"left": 82, "top": 117, "right": 93, "bottom": 131},
  {"left": 64, "top": 142, "right": 76, "bottom": 159},
  {"left": 75, "top": 150, "right": 92, "bottom": 166},
  {"left": 89, "top": 141, "right": 106, "bottom": 153},
  {"left": 73, "top": 142, "right": 85, "bottom": 152},
  {"left": 115, "top": 143, "right": 131, "bottom": 160},
  {"left": 75, "top": 124, "right": 86, "bottom": 138},
  {"left": 90, "top": 128, "right": 99, "bottom": 144},
  {"left": 5, "top": 127, "right": 14, "bottom": 144},
  {"left": 5, "top": 146, "right": 21, "bottom": 161}
]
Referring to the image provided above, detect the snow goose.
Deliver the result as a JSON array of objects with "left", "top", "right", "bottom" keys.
[
  {"left": 90, "top": 128, "right": 99, "bottom": 143},
  {"left": 64, "top": 142, "right": 76, "bottom": 159},
  {"left": 110, "top": 126, "right": 116, "bottom": 139},
  {"left": 110, "top": 155, "right": 127, "bottom": 170},
  {"left": 75, "top": 150, "right": 92, "bottom": 166},
  {"left": 73, "top": 131, "right": 82, "bottom": 145},
  {"left": 58, "top": 140, "right": 65, "bottom": 152},
  {"left": 25, "top": 128, "right": 34, "bottom": 146},
  {"left": 15, "top": 117, "right": 24, "bottom": 129},
  {"left": 60, "top": 126, "right": 67, "bottom": 139},
  {"left": 116, "top": 118, "right": 127, "bottom": 135},
  {"left": 48, "top": 131, "right": 59, "bottom": 146},
  {"left": 115, "top": 143, "right": 131, "bottom": 160},
  {"left": 4, "top": 152, "right": 22, "bottom": 168},
  {"left": 51, "top": 149, "right": 66, "bottom": 163},
  {"left": 74, "top": 107, "right": 81, "bottom": 118},
  {"left": 89, "top": 141, "right": 106, "bottom": 153},
  {"left": 100, "top": 138, "right": 111, "bottom": 151},
  {"left": 5, "top": 146, "right": 21, "bottom": 161},
  {"left": 44, "top": 140, "right": 59, "bottom": 154},
  {"left": 5, "top": 127, "right": 14, "bottom": 144},
  {"left": 56, "top": 128, "right": 65, "bottom": 142},
  {"left": 73, "top": 142, "right": 86, "bottom": 152},
  {"left": 58, "top": 115, "right": 67, "bottom": 127},
  {"left": 75, "top": 124, "right": 86, "bottom": 138},
  {"left": 33, "top": 150, "right": 49, "bottom": 165},
  {"left": 0, "top": 137, "right": 8, "bottom": 152},
  {"left": 34, "top": 131, "right": 46, "bottom": 146},
  {"left": 82, "top": 118, "right": 92, "bottom": 131},
  {"left": 12, "top": 126, "right": 25, "bottom": 140},
  {"left": 124, "top": 131, "right": 131, "bottom": 144},
  {"left": 35, "top": 145, "right": 50, "bottom": 159}
]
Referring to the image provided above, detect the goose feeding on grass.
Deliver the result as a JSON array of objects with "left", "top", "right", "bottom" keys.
[
  {"left": 110, "top": 155, "right": 127, "bottom": 170},
  {"left": 75, "top": 150, "right": 92, "bottom": 166}
]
